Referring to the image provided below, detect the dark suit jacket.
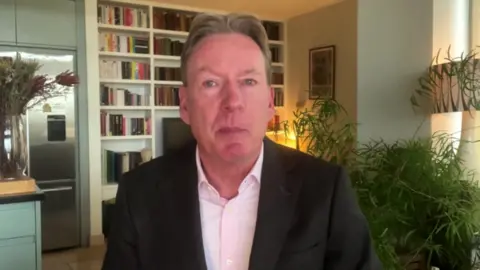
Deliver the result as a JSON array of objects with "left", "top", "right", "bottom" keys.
[{"left": 102, "top": 138, "right": 382, "bottom": 270}]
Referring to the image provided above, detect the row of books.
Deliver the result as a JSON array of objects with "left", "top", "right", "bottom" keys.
[
  {"left": 98, "top": 37, "right": 282, "bottom": 63},
  {"left": 153, "top": 37, "right": 184, "bottom": 56},
  {"left": 99, "top": 33, "right": 149, "bottom": 54},
  {"left": 97, "top": 4, "right": 282, "bottom": 42},
  {"left": 98, "top": 60, "right": 283, "bottom": 85},
  {"left": 270, "top": 47, "right": 281, "bottom": 63},
  {"left": 154, "top": 86, "right": 179, "bottom": 106},
  {"left": 272, "top": 73, "right": 284, "bottom": 85},
  {"left": 100, "top": 85, "right": 149, "bottom": 106},
  {"left": 99, "top": 60, "right": 151, "bottom": 80},
  {"left": 153, "top": 10, "right": 194, "bottom": 32},
  {"left": 100, "top": 113, "right": 151, "bottom": 136},
  {"left": 274, "top": 89, "right": 284, "bottom": 107},
  {"left": 263, "top": 22, "right": 281, "bottom": 41},
  {"left": 155, "top": 67, "right": 181, "bottom": 81},
  {"left": 98, "top": 4, "right": 149, "bottom": 28},
  {"left": 102, "top": 149, "right": 144, "bottom": 183}
]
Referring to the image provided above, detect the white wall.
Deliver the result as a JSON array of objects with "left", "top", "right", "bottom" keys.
[
  {"left": 286, "top": 0, "right": 357, "bottom": 122},
  {"left": 473, "top": 0, "right": 480, "bottom": 48},
  {"left": 356, "top": 0, "right": 433, "bottom": 143},
  {"left": 432, "top": 0, "right": 470, "bottom": 61}
]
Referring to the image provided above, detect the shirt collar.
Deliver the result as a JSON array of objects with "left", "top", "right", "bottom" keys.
[{"left": 195, "top": 142, "right": 264, "bottom": 186}]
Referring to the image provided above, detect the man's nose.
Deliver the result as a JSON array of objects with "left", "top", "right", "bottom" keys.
[{"left": 221, "top": 82, "right": 244, "bottom": 112}]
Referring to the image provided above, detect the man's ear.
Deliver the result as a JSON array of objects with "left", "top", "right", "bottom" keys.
[{"left": 179, "top": 86, "right": 190, "bottom": 124}]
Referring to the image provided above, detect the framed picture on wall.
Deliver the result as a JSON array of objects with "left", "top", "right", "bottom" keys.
[{"left": 309, "top": 45, "right": 336, "bottom": 100}]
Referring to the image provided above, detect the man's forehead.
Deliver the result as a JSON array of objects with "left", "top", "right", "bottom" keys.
[{"left": 195, "top": 66, "right": 262, "bottom": 75}]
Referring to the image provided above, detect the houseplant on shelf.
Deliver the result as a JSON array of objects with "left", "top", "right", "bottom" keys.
[
  {"left": 0, "top": 56, "right": 78, "bottom": 180},
  {"left": 410, "top": 46, "right": 480, "bottom": 114}
]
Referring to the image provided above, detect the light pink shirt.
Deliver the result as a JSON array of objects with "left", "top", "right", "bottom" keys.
[{"left": 196, "top": 144, "right": 264, "bottom": 270}]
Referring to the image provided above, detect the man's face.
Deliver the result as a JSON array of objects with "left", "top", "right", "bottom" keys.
[{"left": 180, "top": 33, "right": 275, "bottom": 163}]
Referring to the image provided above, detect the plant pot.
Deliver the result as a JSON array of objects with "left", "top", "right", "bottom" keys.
[{"left": 0, "top": 114, "right": 28, "bottom": 180}]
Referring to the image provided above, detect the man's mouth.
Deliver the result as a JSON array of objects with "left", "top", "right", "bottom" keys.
[{"left": 217, "top": 127, "right": 246, "bottom": 134}]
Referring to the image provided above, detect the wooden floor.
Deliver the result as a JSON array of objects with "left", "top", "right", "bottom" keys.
[{"left": 42, "top": 245, "right": 105, "bottom": 270}]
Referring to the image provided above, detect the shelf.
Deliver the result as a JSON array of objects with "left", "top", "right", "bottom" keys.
[
  {"left": 153, "top": 80, "right": 183, "bottom": 86},
  {"left": 98, "top": 23, "right": 149, "bottom": 33},
  {"left": 272, "top": 84, "right": 284, "bottom": 88},
  {"left": 101, "top": 135, "right": 152, "bottom": 140},
  {"left": 100, "top": 52, "right": 283, "bottom": 66},
  {"left": 266, "top": 130, "right": 286, "bottom": 136},
  {"left": 269, "top": 40, "right": 284, "bottom": 46},
  {"left": 152, "top": 28, "right": 189, "bottom": 38},
  {"left": 99, "top": 51, "right": 150, "bottom": 59},
  {"left": 153, "top": 55, "right": 181, "bottom": 61},
  {"left": 99, "top": 79, "right": 151, "bottom": 84},
  {"left": 155, "top": 106, "right": 179, "bottom": 110},
  {"left": 98, "top": 105, "right": 180, "bottom": 110},
  {"left": 100, "top": 106, "right": 152, "bottom": 110}
]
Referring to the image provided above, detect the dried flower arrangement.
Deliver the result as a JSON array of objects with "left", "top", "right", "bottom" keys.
[{"left": 0, "top": 56, "right": 79, "bottom": 180}]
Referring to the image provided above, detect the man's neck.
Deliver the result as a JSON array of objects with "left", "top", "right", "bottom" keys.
[{"left": 198, "top": 145, "right": 262, "bottom": 199}]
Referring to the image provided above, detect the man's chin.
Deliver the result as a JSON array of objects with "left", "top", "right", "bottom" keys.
[{"left": 217, "top": 142, "right": 251, "bottom": 161}]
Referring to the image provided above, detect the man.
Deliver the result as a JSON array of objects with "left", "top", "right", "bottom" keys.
[{"left": 102, "top": 12, "right": 381, "bottom": 270}]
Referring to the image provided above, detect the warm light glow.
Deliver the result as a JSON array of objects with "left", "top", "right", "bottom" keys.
[{"left": 266, "top": 131, "right": 298, "bottom": 149}]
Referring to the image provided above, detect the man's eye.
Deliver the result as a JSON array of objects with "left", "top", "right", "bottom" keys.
[
  {"left": 203, "top": 80, "right": 217, "bottom": 88},
  {"left": 244, "top": 79, "right": 257, "bottom": 86}
]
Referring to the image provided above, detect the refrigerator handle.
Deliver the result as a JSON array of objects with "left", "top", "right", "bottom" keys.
[{"left": 42, "top": 186, "right": 73, "bottom": 193}]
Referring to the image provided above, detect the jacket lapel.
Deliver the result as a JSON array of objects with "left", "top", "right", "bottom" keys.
[
  {"left": 154, "top": 141, "right": 207, "bottom": 270},
  {"left": 249, "top": 139, "right": 301, "bottom": 270}
]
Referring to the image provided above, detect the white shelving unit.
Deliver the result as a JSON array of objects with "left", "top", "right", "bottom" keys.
[{"left": 86, "top": 0, "right": 287, "bottom": 240}]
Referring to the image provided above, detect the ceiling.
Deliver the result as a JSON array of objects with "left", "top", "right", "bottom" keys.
[{"left": 153, "top": 0, "right": 342, "bottom": 20}]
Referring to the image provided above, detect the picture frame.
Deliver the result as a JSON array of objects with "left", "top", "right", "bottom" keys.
[{"left": 308, "top": 45, "right": 336, "bottom": 100}]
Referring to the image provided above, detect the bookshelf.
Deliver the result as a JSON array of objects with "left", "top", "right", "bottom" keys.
[{"left": 94, "top": 0, "right": 287, "bottom": 203}]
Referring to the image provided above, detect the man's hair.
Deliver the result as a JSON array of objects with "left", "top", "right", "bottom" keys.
[{"left": 180, "top": 13, "right": 272, "bottom": 86}]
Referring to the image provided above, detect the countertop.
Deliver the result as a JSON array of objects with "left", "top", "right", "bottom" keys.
[{"left": 0, "top": 186, "right": 45, "bottom": 205}]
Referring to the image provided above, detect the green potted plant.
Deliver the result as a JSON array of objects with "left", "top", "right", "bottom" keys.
[
  {"left": 351, "top": 133, "right": 480, "bottom": 270},
  {"left": 283, "top": 95, "right": 480, "bottom": 269}
]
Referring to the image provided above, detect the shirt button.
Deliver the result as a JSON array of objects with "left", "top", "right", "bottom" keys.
[{"left": 226, "top": 259, "right": 233, "bottom": 266}]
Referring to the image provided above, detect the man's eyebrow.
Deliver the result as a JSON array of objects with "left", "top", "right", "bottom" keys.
[
  {"left": 195, "top": 67, "right": 261, "bottom": 76},
  {"left": 196, "top": 66, "right": 212, "bottom": 73},
  {"left": 239, "top": 68, "right": 261, "bottom": 76}
]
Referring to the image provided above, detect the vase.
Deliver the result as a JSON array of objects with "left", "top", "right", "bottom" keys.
[{"left": 0, "top": 114, "right": 28, "bottom": 180}]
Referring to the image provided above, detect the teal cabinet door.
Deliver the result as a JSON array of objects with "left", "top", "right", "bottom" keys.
[
  {"left": 0, "top": 0, "right": 16, "bottom": 45},
  {"left": 0, "top": 241, "right": 36, "bottom": 270},
  {"left": 15, "top": 0, "right": 77, "bottom": 48}
]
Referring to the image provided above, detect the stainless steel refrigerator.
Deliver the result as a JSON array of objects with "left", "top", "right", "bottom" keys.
[{"left": 0, "top": 46, "right": 80, "bottom": 251}]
